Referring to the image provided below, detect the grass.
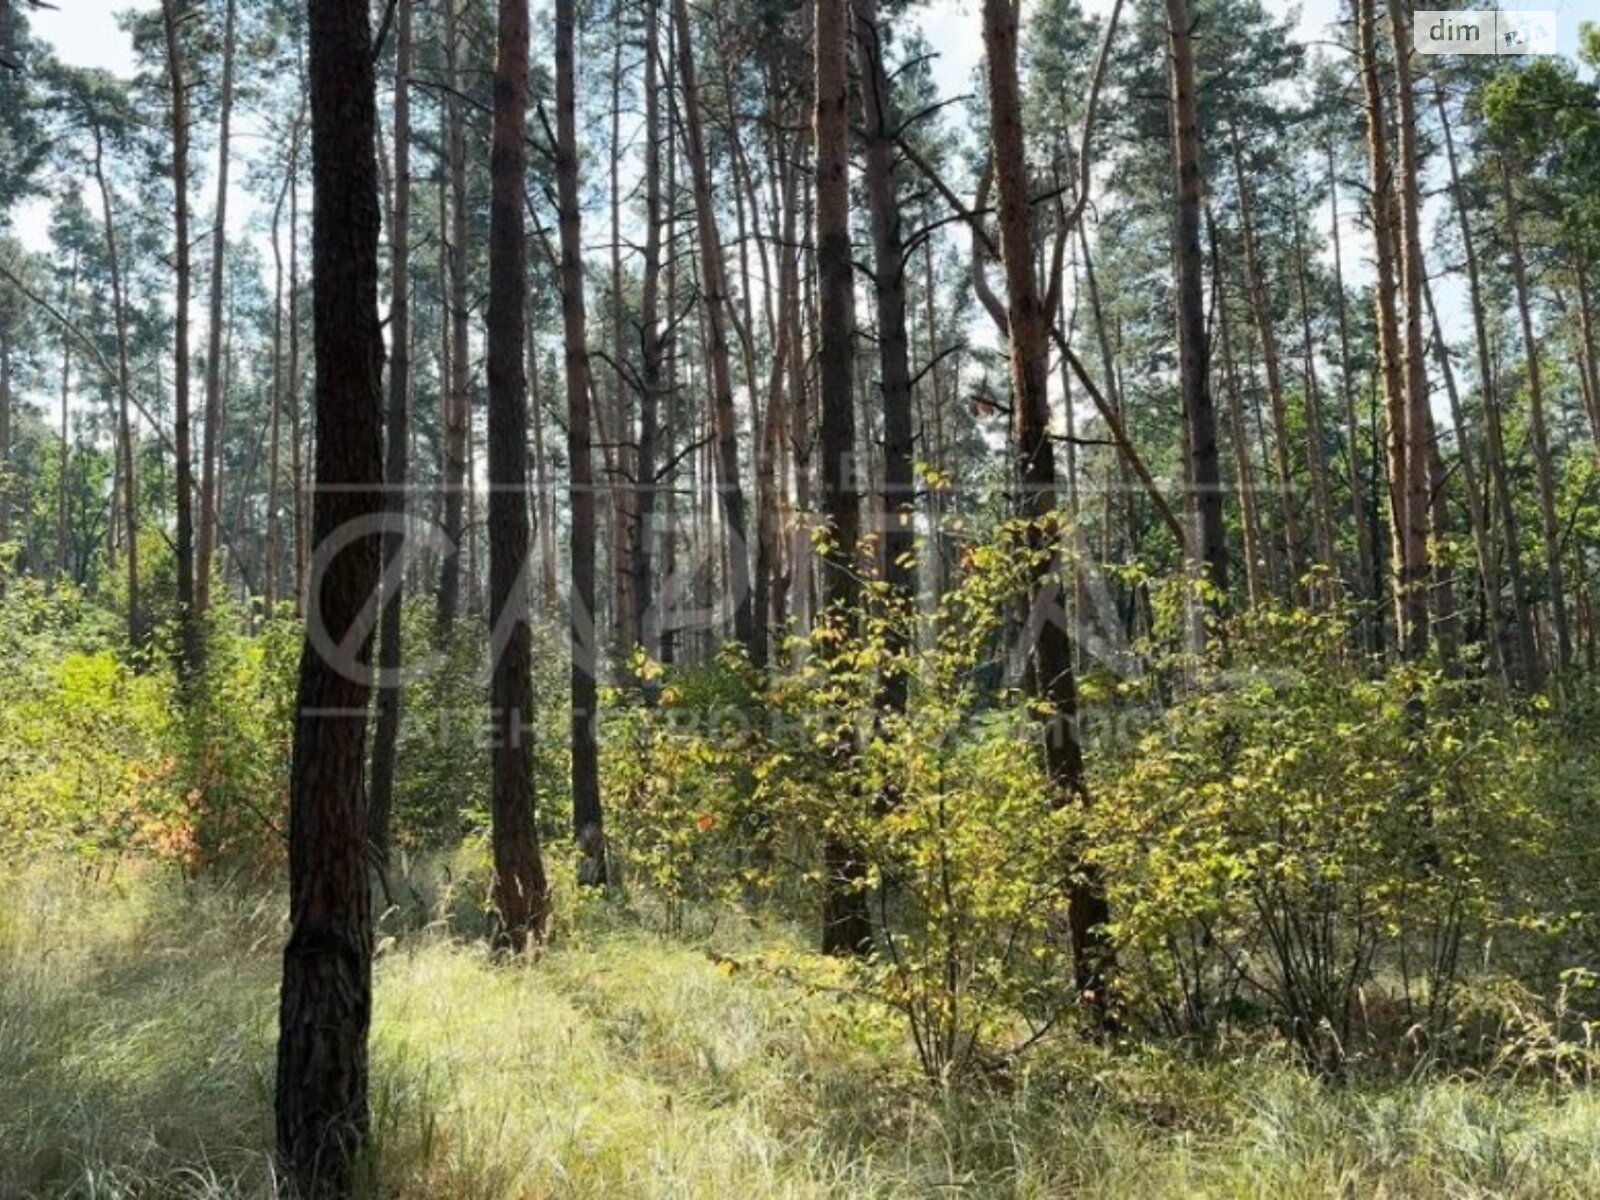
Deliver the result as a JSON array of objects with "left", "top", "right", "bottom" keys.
[{"left": 5, "top": 861, "right": 1600, "bottom": 1198}]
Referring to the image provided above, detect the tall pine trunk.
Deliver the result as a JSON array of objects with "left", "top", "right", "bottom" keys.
[
  {"left": 1166, "top": 0, "right": 1226, "bottom": 599},
  {"left": 557, "top": 0, "right": 607, "bottom": 885},
  {"left": 485, "top": 0, "right": 551, "bottom": 946},
  {"left": 197, "top": 0, "right": 237, "bottom": 615},
  {"left": 274, "top": 0, "right": 384, "bottom": 1182},
  {"left": 369, "top": 0, "right": 412, "bottom": 869},
  {"left": 984, "top": 0, "right": 1111, "bottom": 1006},
  {"left": 161, "top": 0, "right": 200, "bottom": 680},
  {"left": 673, "top": 0, "right": 754, "bottom": 651}
]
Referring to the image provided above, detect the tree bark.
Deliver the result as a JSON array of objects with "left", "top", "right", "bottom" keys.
[
  {"left": 1501, "top": 154, "right": 1571, "bottom": 674},
  {"left": 1372, "top": 0, "right": 1429, "bottom": 658},
  {"left": 983, "top": 0, "right": 1110, "bottom": 1006},
  {"left": 673, "top": 0, "right": 754, "bottom": 651},
  {"left": 816, "top": 0, "right": 872, "bottom": 957},
  {"left": 485, "top": 0, "right": 551, "bottom": 945},
  {"left": 1231, "top": 129, "right": 1303, "bottom": 599},
  {"left": 369, "top": 0, "right": 411, "bottom": 871},
  {"left": 274, "top": 0, "right": 384, "bottom": 1183},
  {"left": 1327, "top": 144, "right": 1378, "bottom": 650},
  {"left": 855, "top": 0, "right": 914, "bottom": 707},
  {"left": 1166, "top": 0, "right": 1226, "bottom": 599},
  {"left": 161, "top": 0, "right": 201, "bottom": 680},
  {"left": 197, "top": 0, "right": 237, "bottom": 616},
  {"left": 557, "top": 0, "right": 607, "bottom": 885},
  {"left": 1435, "top": 81, "right": 1535, "bottom": 685},
  {"left": 436, "top": 0, "right": 470, "bottom": 638}
]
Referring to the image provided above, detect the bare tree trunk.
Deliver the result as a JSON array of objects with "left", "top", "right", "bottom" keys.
[
  {"left": 855, "top": 0, "right": 914, "bottom": 706},
  {"left": 436, "top": 0, "right": 469, "bottom": 638},
  {"left": 274, "top": 0, "right": 383, "bottom": 1182},
  {"left": 815, "top": 0, "right": 872, "bottom": 956},
  {"left": 984, "top": 0, "right": 1110, "bottom": 1007},
  {"left": 1215, "top": 242, "right": 1264, "bottom": 607},
  {"left": 633, "top": 0, "right": 665, "bottom": 664},
  {"left": 267, "top": 115, "right": 303, "bottom": 616},
  {"left": 530, "top": 342, "right": 558, "bottom": 614},
  {"left": 0, "top": 306, "right": 11, "bottom": 583},
  {"left": 290, "top": 134, "right": 307, "bottom": 616},
  {"left": 1501, "top": 154, "right": 1571, "bottom": 674},
  {"left": 1423, "top": 275, "right": 1503, "bottom": 684},
  {"left": 557, "top": 0, "right": 606, "bottom": 885},
  {"left": 1290, "top": 208, "right": 1337, "bottom": 576},
  {"left": 1435, "top": 81, "right": 1535, "bottom": 685},
  {"left": 197, "top": 0, "right": 237, "bottom": 616},
  {"left": 369, "top": 0, "right": 411, "bottom": 870},
  {"left": 1166, "top": 0, "right": 1226, "bottom": 599},
  {"left": 1376, "top": 0, "right": 1430, "bottom": 658},
  {"left": 161, "top": 0, "right": 201, "bottom": 680},
  {"left": 1231, "top": 129, "right": 1303, "bottom": 599},
  {"left": 485, "top": 0, "right": 551, "bottom": 945},
  {"left": 55, "top": 254, "right": 75, "bottom": 583},
  {"left": 673, "top": 0, "right": 754, "bottom": 651},
  {"left": 1327, "top": 144, "right": 1377, "bottom": 650}
]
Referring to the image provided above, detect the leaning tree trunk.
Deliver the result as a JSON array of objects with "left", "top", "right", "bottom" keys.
[
  {"left": 484, "top": 0, "right": 551, "bottom": 946},
  {"left": 983, "top": 0, "right": 1112, "bottom": 1007},
  {"left": 274, "top": 0, "right": 384, "bottom": 1185},
  {"left": 557, "top": 0, "right": 607, "bottom": 885}
]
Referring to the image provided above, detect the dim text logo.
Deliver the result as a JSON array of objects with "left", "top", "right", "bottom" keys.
[{"left": 1415, "top": 10, "right": 1558, "bottom": 55}]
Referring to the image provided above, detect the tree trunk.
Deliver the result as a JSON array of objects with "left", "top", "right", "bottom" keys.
[
  {"left": 485, "top": 0, "right": 551, "bottom": 945},
  {"left": 1327, "top": 143, "right": 1378, "bottom": 651},
  {"left": 436, "top": 0, "right": 470, "bottom": 638},
  {"left": 1435, "top": 80, "right": 1536, "bottom": 685},
  {"left": 1501, "top": 154, "right": 1571, "bottom": 674},
  {"left": 1365, "top": 0, "right": 1427, "bottom": 658},
  {"left": 1231, "top": 128, "right": 1303, "bottom": 599},
  {"left": 369, "top": 0, "right": 411, "bottom": 871},
  {"left": 161, "top": 0, "right": 201, "bottom": 680},
  {"left": 673, "top": 0, "right": 754, "bottom": 651},
  {"left": 633, "top": 0, "right": 665, "bottom": 664},
  {"left": 1290, "top": 208, "right": 1337, "bottom": 577},
  {"left": 274, "top": 0, "right": 384, "bottom": 1184},
  {"left": 290, "top": 136, "right": 307, "bottom": 616},
  {"left": 1214, "top": 239, "right": 1264, "bottom": 607},
  {"left": 1166, "top": 0, "right": 1226, "bottom": 599},
  {"left": 197, "top": 0, "right": 237, "bottom": 616},
  {"left": 815, "top": 0, "right": 872, "bottom": 957},
  {"left": 1423, "top": 275, "right": 1504, "bottom": 684},
  {"left": 855, "top": 0, "right": 914, "bottom": 707},
  {"left": 557, "top": 0, "right": 607, "bottom": 885},
  {"left": 983, "top": 0, "right": 1111, "bottom": 1006}
]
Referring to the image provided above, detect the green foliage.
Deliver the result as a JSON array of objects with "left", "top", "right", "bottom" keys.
[
  {"left": 389, "top": 605, "right": 568, "bottom": 850},
  {"left": 0, "top": 578, "right": 184, "bottom": 863},
  {"left": 1087, "top": 605, "right": 1567, "bottom": 1073}
]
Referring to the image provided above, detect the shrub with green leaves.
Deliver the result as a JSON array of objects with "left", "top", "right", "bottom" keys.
[{"left": 1086, "top": 605, "right": 1561, "bottom": 1072}]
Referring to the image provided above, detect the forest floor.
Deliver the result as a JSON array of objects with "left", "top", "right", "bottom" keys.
[{"left": 5, "top": 861, "right": 1600, "bottom": 1198}]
